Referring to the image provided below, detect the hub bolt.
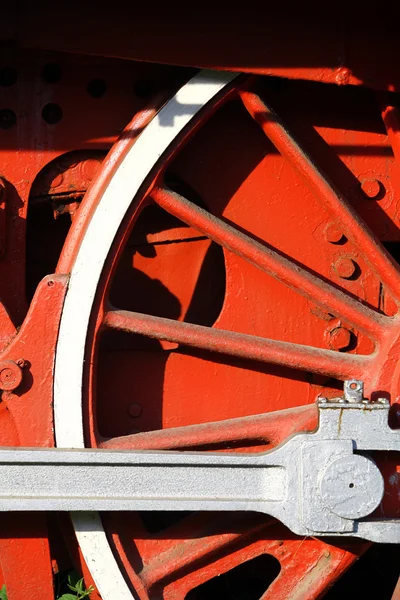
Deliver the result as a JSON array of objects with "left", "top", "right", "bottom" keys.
[
  {"left": 0, "top": 360, "right": 24, "bottom": 391},
  {"left": 327, "top": 326, "right": 351, "bottom": 351},
  {"left": 324, "top": 223, "right": 345, "bottom": 244},
  {"left": 361, "top": 178, "right": 381, "bottom": 199},
  {"left": 334, "top": 257, "right": 357, "bottom": 279}
]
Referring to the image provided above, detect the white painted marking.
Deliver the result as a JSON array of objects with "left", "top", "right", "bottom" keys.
[{"left": 53, "top": 70, "right": 238, "bottom": 599}]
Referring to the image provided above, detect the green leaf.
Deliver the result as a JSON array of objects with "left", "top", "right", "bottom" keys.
[
  {"left": 57, "top": 595, "right": 77, "bottom": 600},
  {"left": 0, "top": 583, "right": 7, "bottom": 600}
]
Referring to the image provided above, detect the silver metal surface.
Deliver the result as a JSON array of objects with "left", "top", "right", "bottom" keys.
[
  {"left": 0, "top": 381, "right": 398, "bottom": 543},
  {"left": 343, "top": 379, "right": 364, "bottom": 403},
  {"left": 319, "top": 455, "right": 384, "bottom": 519}
]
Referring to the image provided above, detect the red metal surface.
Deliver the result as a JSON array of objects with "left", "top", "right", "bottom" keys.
[
  {"left": 56, "top": 73, "right": 400, "bottom": 598},
  {"left": 1, "top": 34, "right": 400, "bottom": 597},
  {"left": 4, "top": 7, "right": 400, "bottom": 93}
]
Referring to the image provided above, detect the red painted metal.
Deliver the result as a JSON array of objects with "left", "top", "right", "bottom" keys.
[
  {"left": 0, "top": 28, "right": 400, "bottom": 598},
  {"left": 58, "top": 73, "right": 400, "bottom": 598}
]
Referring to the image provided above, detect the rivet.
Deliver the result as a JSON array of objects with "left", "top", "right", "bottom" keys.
[
  {"left": 334, "top": 257, "right": 357, "bottom": 280},
  {"left": 128, "top": 403, "right": 142, "bottom": 418},
  {"left": 0, "top": 360, "right": 23, "bottom": 391},
  {"left": 50, "top": 172, "right": 64, "bottom": 189},
  {"left": 378, "top": 397, "right": 390, "bottom": 405},
  {"left": 327, "top": 326, "right": 351, "bottom": 351},
  {"left": 81, "top": 158, "right": 101, "bottom": 181},
  {"left": 324, "top": 223, "right": 345, "bottom": 244},
  {"left": 361, "top": 178, "right": 381, "bottom": 199}
]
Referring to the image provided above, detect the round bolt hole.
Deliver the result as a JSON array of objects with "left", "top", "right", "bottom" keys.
[
  {"left": 42, "top": 62, "right": 63, "bottom": 84},
  {"left": 128, "top": 403, "right": 142, "bottom": 418},
  {"left": 0, "top": 109, "right": 17, "bottom": 130},
  {"left": 0, "top": 67, "right": 17, "bottom": 87},
  {"left": 42, "top": 103, "right": 63, "bottom": 125},
  {"left": 350, "top": 382, "right": 358, "bottom": 390},
  {"left": 349, "top": 483, "right": 355, "bottom": 488},
  {"left": 87, "top": 79, "right": 107, "bottom": 99}
]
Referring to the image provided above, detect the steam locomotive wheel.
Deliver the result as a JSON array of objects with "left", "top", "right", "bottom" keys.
[{"left": 54, "top": 71, "right": 400, "bottom": 599}]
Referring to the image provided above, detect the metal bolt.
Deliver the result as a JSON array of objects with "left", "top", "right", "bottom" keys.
[
  {"left": 50, "top": 172, "right": 64, "bottom": 189},
  {"left": 81, "top": 158, "right": 101, "bottom": 181},
  {"left": 0, "top": 360, "right": 23, "bottom": 392},
  {"left": 328, "top": 326, "right": 351, "bottom": 351},
  {"left": 128, "top": 403, "right": 142, "bottom": 418},
  {"left": 324, "top": 223, "right": 345, "bottom": 244},
  {"left": 361, "top": 178, "right": 381, "bottom": 199},
  {"left": 334, "top": 257, "right": 357, "bottom": 280},
  {"left": 377, "top": 397, "right": 390, "bottom": 405}
]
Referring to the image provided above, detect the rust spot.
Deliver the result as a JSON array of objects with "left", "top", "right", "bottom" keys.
[{"left": 338, "top": 408, "right": 344, "bottom": 435}]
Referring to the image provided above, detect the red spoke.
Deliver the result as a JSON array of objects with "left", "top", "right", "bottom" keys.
[
  {"left": 262, "top": 541, "right": 361, "bottom": 600},
  {"left": 142, "top": 520, "right": 264, "bottom": 589},
  {"left": 151, "top": 187, "right": 387, "bottom": 339},
  {"left": 239, "top": 89, "right": 400, "bottom": 303},
  {"left": 100, "top": 404, "right": 317, "bottom": 450},
  {"left": 104, "top": 309, "right": 371, "bottom": 380}
]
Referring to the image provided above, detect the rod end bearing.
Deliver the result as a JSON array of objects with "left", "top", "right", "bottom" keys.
[{"left": 320, "top": 454, "right": 384, "bottom": 520}]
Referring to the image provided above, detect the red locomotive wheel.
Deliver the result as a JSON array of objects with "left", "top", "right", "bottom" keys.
[{"left": 51, "top": 70, "right": 400, "bottom": 599}]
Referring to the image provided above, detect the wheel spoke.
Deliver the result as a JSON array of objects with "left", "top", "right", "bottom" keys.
[
  {"left": 239, "top": 88, "right": 400, "bottom": 303},
  {"left": 262, "top": 540, "right": 361, "bottom": 600},
  {"left": 141, "top": 514, "right": 270, "bottom": 590},
  {"left": 104, "top": 309, "right": 371, "bottom": 380},
  {"left": 100, "top": 404, "right": 317, "bottom": 450},
  {"left": 151, "top": 187, "right": 387, "bottom": 338}
]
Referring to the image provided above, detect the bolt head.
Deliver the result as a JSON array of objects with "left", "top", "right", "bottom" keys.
[
  {"left": 328, "top": 326, "right": 351, "bottom": 351},
  {"left": 50, "top": 172, "right": 64, "bottom": 189},
  {"left": 334, "top": 257, "right": 357, "bottom": 279},
  {"left": 0, "top": 360, "right": 23, "bottom": 391},
  {"left": 361, "top": 178, "right": 381, "bottom": 199},
  {"left": 81, "top": 158, "right": 101, "bottom": 182},
  {"left": 324, "top": 223, "right": 345, "bottom": 244},
  {"left": 377, "top": 397, "right": 390, "bottom": 405}
]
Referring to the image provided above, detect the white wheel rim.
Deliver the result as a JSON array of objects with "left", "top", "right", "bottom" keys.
[{"left": 53, "top": 70, "right": 239, "bottom": 599}]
